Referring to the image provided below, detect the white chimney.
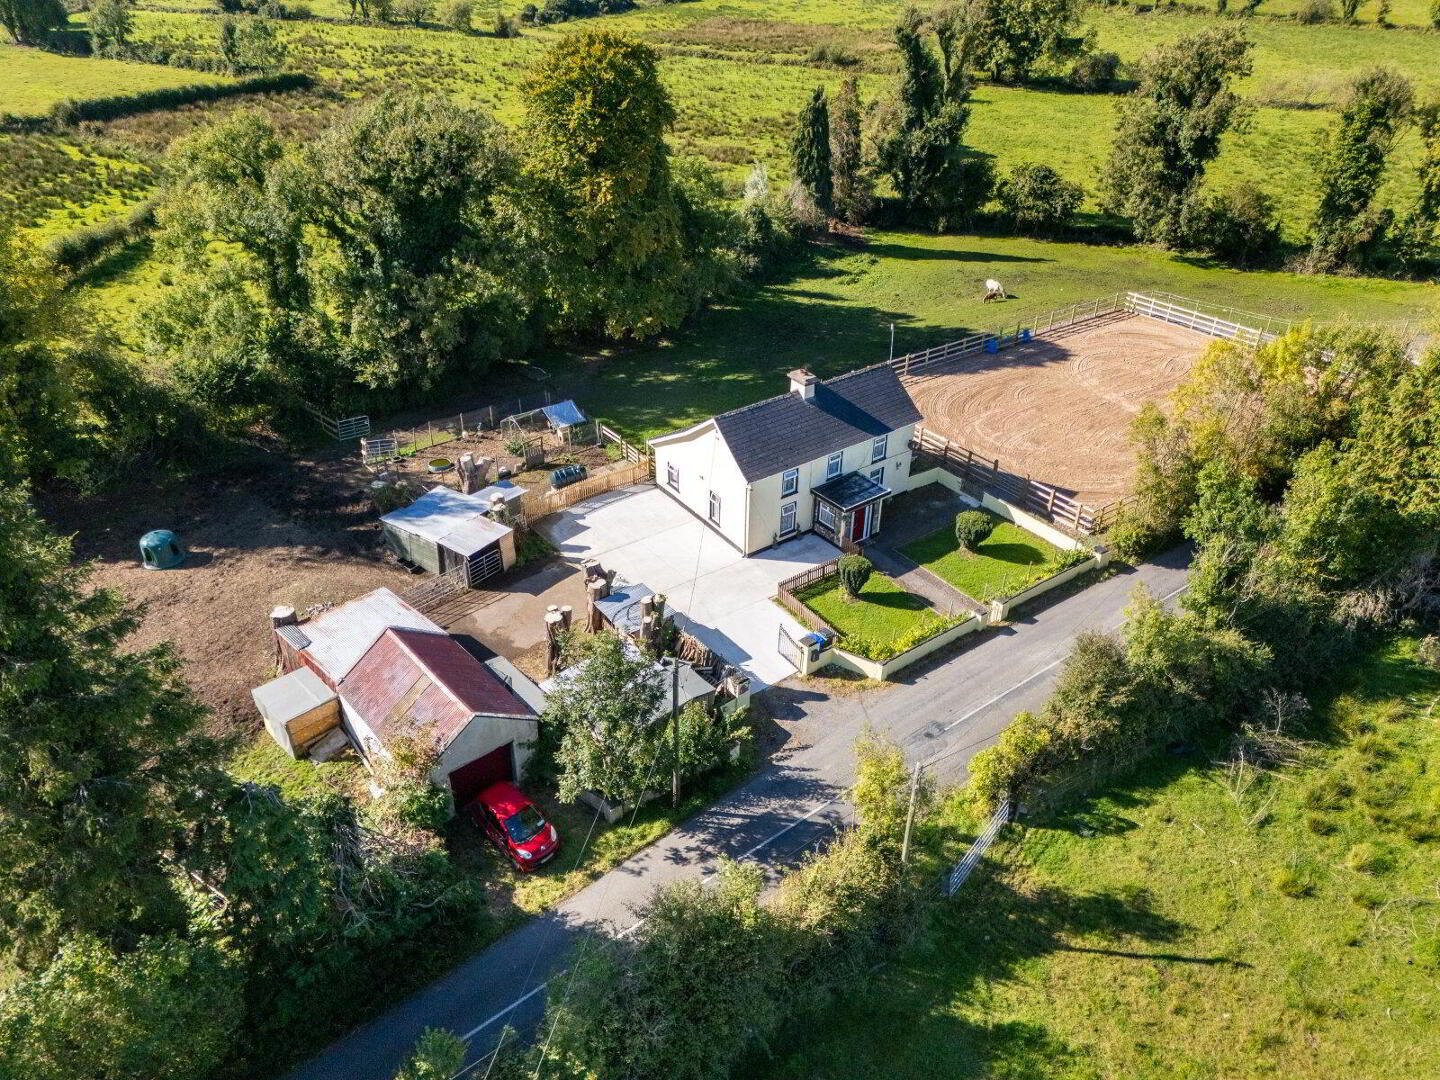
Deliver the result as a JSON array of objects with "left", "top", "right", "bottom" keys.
[{"left": 788, "top": 368, "right": 818, "bottom": 401}]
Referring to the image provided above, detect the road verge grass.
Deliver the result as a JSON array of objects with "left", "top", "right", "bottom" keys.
[{"left": 748, "top": 635, "right": 1440, "bottom": 1080}]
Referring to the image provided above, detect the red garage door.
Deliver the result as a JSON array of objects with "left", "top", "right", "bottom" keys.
[{"left": 448, "top": 742, "right": 514, "bottom": 808}]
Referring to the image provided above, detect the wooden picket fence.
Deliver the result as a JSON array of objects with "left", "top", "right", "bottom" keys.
[
  {"left": 518, "top": 459, "right": 650, "bottom": 523},
  {"left": 911, "top": 427, "right": 1111, "bottom": 535}
]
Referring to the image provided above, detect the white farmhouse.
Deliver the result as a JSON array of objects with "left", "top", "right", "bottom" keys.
[{"left": 648, "top": 365, "right": 923, "bottom": 554}]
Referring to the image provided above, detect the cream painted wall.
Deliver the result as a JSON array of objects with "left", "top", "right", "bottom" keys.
[
  {"left": 654, "top": 418, "right": 919, "bottom": 555},
  {"left": 651, "top": 422, "right": 751, "bottom": 552},
  {"left": 433, "top": 713, "right": 539, "bottom": 790},
  {"left": 742, "top": 421, "right": 918, "bottom": 554}
]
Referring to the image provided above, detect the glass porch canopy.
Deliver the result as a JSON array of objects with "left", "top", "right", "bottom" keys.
[{"left": 811, "top": 471, "right": 891, "bottom": 511}]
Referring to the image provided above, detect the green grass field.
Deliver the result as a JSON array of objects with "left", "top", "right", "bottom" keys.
[
  {"left": 797, "top": 572, "right": 954, "bottom": 658},
  {"left": 540, "top": 230, "right": 1437, "bottom": 441},
  {"left": 903, "top": 516, "right": 1065, "bottom": 602},
  {"left": 748, "top": 636, "right": 1440, "bottom": 1079},
  {"left": 0, "top": 42, "right": 233, "bottom": 116}
]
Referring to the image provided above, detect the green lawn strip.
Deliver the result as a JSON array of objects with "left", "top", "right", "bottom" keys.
[
  {"left": 0, "top": 42, "right": 234, "bottom": 116},
  {"left": 796, "top": 572, "right": 961, "bottom": 661},
  {"left": 903, "top": 516, "right": 1067, "bottom": 603},
  {"left": 748, "top": 636, "right": 1440, "bottom": 1080}
]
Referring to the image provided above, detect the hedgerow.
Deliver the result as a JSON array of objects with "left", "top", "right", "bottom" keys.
[{"left": 47, "top": 73, "right": 313, "bottom": 125}]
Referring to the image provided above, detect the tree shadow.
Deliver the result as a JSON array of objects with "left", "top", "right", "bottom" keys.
[
  {"left": 741, "top": 866, "right": 1227, "bottom": 1078},
  {"left": 976, "top": 541, "right": 1049, "bottom": 566}
]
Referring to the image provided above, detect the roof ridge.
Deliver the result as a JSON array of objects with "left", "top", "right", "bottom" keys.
[
  {"left": 383, "top": 627, "right": 477, "bottom": 716},
  {"left": 713, "top": 362, "right": 897, "bottom": 424}
]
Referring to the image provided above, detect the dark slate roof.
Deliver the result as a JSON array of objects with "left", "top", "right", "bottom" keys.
[
  {"left": 812, "top": 471, "right": 891, "bottom": 511},
  {"left": 713, "top": 365, "right": 922, "bottom": 483}
]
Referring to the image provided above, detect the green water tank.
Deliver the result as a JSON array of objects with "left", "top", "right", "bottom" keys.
[{"left": 139, "top": 529, "right": 186, "bottom": 570}]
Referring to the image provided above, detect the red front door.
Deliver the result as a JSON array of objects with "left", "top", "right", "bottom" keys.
[{"left": 850, "top": 504, "right": 868, "bottom": 541}]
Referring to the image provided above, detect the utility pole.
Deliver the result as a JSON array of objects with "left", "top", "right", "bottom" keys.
[
  {"left": 900, "top": 762, "right": 922, "bottom": 864},
  {"left": 670, "top": 659, "right": 681, "bottom": 808}
]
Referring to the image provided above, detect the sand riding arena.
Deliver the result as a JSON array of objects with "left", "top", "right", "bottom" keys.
[{"left": 902, "top": 307, "right": 1224, "bottom": 513}]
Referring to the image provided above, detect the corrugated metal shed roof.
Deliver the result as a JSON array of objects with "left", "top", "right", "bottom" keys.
[
  {"left": 594, "top": 584, "right": 655, "bottom": 635},
  {"left": 711, "top": 365, "right": 922, "bottom": 483},
  {"left": 381, "top": 487, "right": 514, "bottom": 558},
  {"left": 298, "top": 587, "right": 441, "bottom": 680},
  {"left": 251, "top": 667, "right": 336, "bottom": 725},
  {"left": 276, "top": 624, "right": 311, "bottom": 651},
  {"left": 340, "top": 627, "right": 535, "bottom": 751},
  {"left": 472, "top": 479, "right": 525, "bottom": 509}
]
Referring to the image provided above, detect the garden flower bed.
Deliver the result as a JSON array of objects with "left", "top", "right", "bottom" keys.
[
  {"left": 901, "top": 513, "right": 1079, "bottom": 602},
  {"left": 795, "top": 572, "right": 964, "bottom": 662}
]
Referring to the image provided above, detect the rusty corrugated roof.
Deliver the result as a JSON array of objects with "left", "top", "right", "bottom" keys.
[{"left": 340, "top": 627, "right": 534, "bottom": 751}]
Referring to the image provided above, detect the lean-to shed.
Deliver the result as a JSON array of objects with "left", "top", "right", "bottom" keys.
[{"left": 381, "top": 486, "right": 517, "bottom": 585}]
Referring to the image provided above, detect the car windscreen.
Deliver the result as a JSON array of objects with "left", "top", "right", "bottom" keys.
[{"left": 503, "top": 805, "right": 546, "bottom": 844}]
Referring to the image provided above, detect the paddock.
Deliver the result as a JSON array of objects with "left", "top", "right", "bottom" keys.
[{"left": 902, "top": 311, "right": 1216, "bottom": 509}]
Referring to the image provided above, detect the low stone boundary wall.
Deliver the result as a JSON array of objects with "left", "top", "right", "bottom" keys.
[
  {"left": 780, "top": 508, "right": 1107, "bottom": 680},
  {"left": 829, "top": 615, "right": 984, "bottom": 681},
  {"left": 987, "top": 551, "right": 1105, "bottom": 622}
]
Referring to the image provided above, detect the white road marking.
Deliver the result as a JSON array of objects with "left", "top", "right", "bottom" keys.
[{"left": 453, "top": 571, "right": 1192, "bottom": 1054}]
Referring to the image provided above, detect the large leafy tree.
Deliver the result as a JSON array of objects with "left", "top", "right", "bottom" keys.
[
  {"left": 0, "top": 934, "right": 243, "bottom": 1080},
  {"left": 790, "top": 86, "right": 832, "bottom": 214},
  {"left": 878, "top": 16, "right": 990, "bottom": 229},
  {"left": 1392, "top": 100, "right": 1439, "bottom": 272},
  {"left": 88, "top": 0, "right": 133, "bottom": 56},
  {"left": 0, "top": 226, "right": 83, "bottom": 484},
  {"left": 970, "top": 0, "right": 1087, "bottom": 84},
  {"left": 1306, "top": 68, "right": 1414, "bottom": 272},
  {"left": 0, "top": 0, "right": 66, "bottom": 44},
  {"left": 542, "top": 632, "right": 667, "bottom": 804},
  {"left": 0, "top": 486, "right": 217, "bottom": 969},
  {"left": 523, "top": 31, "right": 712, "bottom": 339},
  {"left": 299, "top": 93, "right": 537, "bottom": 393},
  {"left": 1101, "top": 28, "right": 1253, "bottom": 246},
  {"left": 828, "top": 77, "right": 873, "bottom": 224}
]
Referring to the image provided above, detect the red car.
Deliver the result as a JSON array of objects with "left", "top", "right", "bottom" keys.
[{"left": 468, "top": 782, "right": 560, "bottom": 871}]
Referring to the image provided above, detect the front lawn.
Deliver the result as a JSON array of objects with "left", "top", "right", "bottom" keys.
[
  {"left": 903, "top": 515, "right": 1068, "bottom": 602},
  {"left": 797, "top": 572, "right": 959, "bottom": 661}
]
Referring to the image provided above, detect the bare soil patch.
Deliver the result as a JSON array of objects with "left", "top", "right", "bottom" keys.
[
  {"left": 39, "top": 447, "right": 414, "bottom": 735},
  {"left": 903, "top": 313, "right": 1212, "bottom": 507},
  {"left": 382, "top": 428, "right": 614, "bottom": 493}
]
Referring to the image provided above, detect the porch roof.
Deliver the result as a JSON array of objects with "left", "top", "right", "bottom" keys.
[{"left": 811, "top": 471, "right": 890, "bottom": 511}]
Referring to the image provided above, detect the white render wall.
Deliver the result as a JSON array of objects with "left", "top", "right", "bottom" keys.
[
  {"left": 652, "top": 418, "right": 917, "bottom": 556},
  {"left": 651, "top": 422, "right": 751, "bottom": 553}
]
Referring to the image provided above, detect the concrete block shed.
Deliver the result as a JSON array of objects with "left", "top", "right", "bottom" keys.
[{"left": 381, "top": 486, "right": 516, "bottom": 586}]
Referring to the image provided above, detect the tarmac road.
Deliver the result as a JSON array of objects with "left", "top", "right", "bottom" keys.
[{"left": 283, "top": 546, "right": 1190, "bottom": 1080}]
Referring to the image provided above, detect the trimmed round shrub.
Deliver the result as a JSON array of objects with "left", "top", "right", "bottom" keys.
[
  {"left": 954, "top": 510, "right": 995, "bottom": 551},
  {"left": 1068, "top": 51, "right": 1119, "bottom": 92},
  {"left": 995, "top": 163, "right": 1085, "bottom": 237},
  {"left": 837, "top": 555, "right": 873, "bottom": 598}
]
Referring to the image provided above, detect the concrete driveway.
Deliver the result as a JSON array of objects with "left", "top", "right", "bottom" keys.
[{"left": 537, "top": 485, "right": 837, "bottom": 687}]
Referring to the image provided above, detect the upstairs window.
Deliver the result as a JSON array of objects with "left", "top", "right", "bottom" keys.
[
  {"left": 666, "top": 463, "right": 680, "bottom": 490},
  {"left": 826, "top": 451, "right": 843, "bottom": 479},
  {"left": 872, "top": 435, "right": 888, "bottom": 462},
  {"left": 708, "top": 491, "right": 721, "bottom": 524},
  {"left": 781, "top": 468, "right": 799, "bottom": 497}
]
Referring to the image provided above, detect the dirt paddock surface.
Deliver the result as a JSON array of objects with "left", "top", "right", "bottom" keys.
[
  {"left": 903, "top": 312, "right": 1215, "bottom": 508},
  {"left": 40, "top": 450, "right": 417, "bottom": 734}
]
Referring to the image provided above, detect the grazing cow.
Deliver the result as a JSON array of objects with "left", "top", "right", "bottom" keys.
[{"left": 983, "top": 279, "right": 1007, "bottom": 302}]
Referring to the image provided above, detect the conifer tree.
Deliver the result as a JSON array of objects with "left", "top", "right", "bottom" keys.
[{"left": 790, "top": 86, "right": 833, "bottom": 213}]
